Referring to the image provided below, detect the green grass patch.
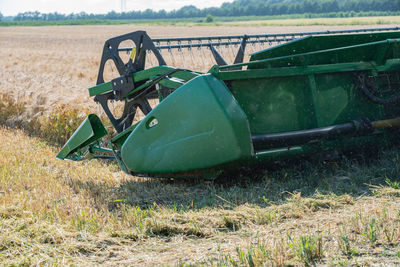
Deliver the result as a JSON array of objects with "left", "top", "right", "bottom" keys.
[{"left": 289, "top": 234, "right": 324, "bottom": 266}]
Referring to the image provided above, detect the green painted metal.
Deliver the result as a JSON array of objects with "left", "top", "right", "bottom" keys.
[
  {"left": 57, "top": 114, "right": 107, "bottom": 160},
  {"left": 132, "top": 66, "right": 200, "bottom": 83},
  {"left": 58, "top": 30, "right": 400, "bottom": 179},
  {"left": 126, "top": 67, "right": 199, "bottom": 97},
  {"left": 210, "top": 61, "right": 377, "bottom": 80},
  {"left": 89, "top": 81, "right": 112, "bottom": 97},
  {"left": 120, "top": 74, "right": 253, "bottom": 174},
  {"left": 250, "top": 31, "right": 400, "bottom": 63},
  {"left": 88, "top": 66, "right": 199, "bottom": 97},
  {"left": 211, "top": 32, "right": 400, "bottom": 137}
]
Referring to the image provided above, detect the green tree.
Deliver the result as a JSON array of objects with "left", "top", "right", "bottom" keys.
[
  {"left": 9, "top": 0, "right": 400, "bottom": 22},
  {"left": 205, "top": 14, "right": 214, "bottom": 23}
]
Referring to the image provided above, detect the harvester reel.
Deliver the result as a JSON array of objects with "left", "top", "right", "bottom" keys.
[{"left": 95, "top": 31, "right": 166, "bottom": 133}]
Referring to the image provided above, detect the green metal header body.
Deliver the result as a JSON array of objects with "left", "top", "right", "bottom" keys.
[
  {"left": 58, "top": 31, "right": 400, "bottom": 179},
  {"left": 120, "top": 74, "right": 253, "bottom": 174}
]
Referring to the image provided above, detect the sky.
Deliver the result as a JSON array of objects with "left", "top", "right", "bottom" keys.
[{"left": 0, "top": 0, "right": 234, "bottom": 16}]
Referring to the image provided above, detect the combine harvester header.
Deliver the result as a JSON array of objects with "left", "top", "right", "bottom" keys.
[{"left": 57, "top": 27, "right": 400, "bottom": 179}]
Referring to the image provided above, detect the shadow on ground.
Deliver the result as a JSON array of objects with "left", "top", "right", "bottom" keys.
[
  {"left": 94, "top": 146, "right": 400, "bottom": 211},
  {"left": 65, "top": 146, "right": 400, "bottom": 212}
]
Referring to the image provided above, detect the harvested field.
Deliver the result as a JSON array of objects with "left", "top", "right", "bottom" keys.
[
  {"left": 2, "top": 126, "right": 400, "bottom": 266},
  {"left": 2, "top": 23, "right": 400, "bottom": 266}
]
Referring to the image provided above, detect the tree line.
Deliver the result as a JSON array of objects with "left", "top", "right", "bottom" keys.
[{"left": 11, "top": 0, "right": 400, "bottom": 21}]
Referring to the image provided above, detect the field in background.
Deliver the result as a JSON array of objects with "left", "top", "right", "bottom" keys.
[
  {"left": 2, "top": 23, "right": 400, "bottom": 265},
  {"left": 2, "top": 14, "right": 400, "bottom": 27},
  {"left": 226, "top": 16, "right": 400, "bottom": 26},
  {"left": 1, "top": 24, "right": 398, "bottom": 118}
]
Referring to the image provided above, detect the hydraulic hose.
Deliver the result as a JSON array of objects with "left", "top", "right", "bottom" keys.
[
  {"left": 252, "top": 118, "right": 375, "bottom": 151},
  {"left": 355, "top": 73, "right": 400, "bottom": 105}
]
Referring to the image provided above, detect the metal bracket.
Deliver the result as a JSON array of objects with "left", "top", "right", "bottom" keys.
[
  {"left": 111, "top": 75, "right": 135, "bottom": 101},
  {"left": 209, "top": 36, "right": 248, "bottom": 70},
  {"left": 210, "top": 44, "right": 228, "bottom": 66}
]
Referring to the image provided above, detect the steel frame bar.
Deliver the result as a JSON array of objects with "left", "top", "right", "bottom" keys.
[{"left": 118, "top": 27, "right": 400, "bottom": 52}]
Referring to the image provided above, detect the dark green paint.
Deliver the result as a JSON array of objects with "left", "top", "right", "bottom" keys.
[
  {"left": 120, "top": 74, "right": 253, "bottom": 174},
  {"left": 250, "top": 31, "right": 400, "bottom": 63}
]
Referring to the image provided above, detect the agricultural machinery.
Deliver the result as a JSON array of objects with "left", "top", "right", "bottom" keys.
[{"left": 57, "top": 27, "right": 400, "bottom": 179}]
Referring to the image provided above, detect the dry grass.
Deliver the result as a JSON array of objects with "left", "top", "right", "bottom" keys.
[{"left": 2, "top": 125, "right": 400, "bottom": 265}]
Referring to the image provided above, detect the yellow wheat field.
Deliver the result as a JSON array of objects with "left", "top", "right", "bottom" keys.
[{"left": 1, "top": 24, "right": 398, "bottom": 119}]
